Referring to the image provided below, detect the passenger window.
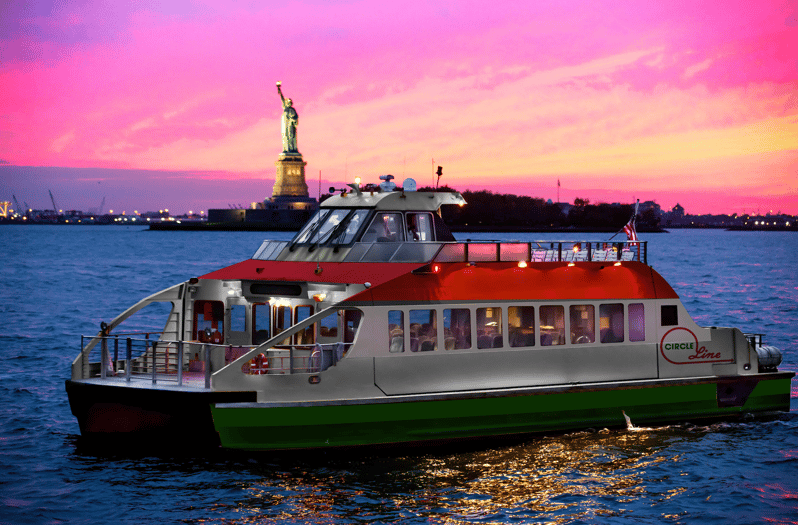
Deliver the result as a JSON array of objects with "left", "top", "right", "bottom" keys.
[
  {"left": 388, "top": 310, "right": 404, "bottom": 353},
  {"left": 661, "top": 305, "right": 678, "bottom": 326},
  {"left": 410, "top": 309, "right": 437, "bottom": 351},
  {"left": 629, "top": 303, "right": 646, "bottom": 341},
  {"left": 599, "top": 304, "right": 624, "bottom": 343},
  {"left": 319, "top": 311, "right": 338, "bottom": 338},
  {"left": 343, "top": 310, "right": 362, "bottom": 346},
  {"left": 443, "top": 308, "right": 471, "bottom": 349},
  {"left": 477, "top": 307, "right": 502, "bottom": 349},
  {"left": 252, "top": 303, "right": 271, "bottom": 345},
  {"left": 406, "top": 212, "right": 434, "bottom": 241},
  {"left": 570, "top": 305, "right": 595, "bottom": 344},
  {"left": 361, "top": 213, "right": 404, "bottom": 243},
  {"left": 540, "top": 306, "right": 565, "bottom": 346},
  {"left": 294, "top": 305, "right": 314, "bottom": 345},
  {"left": 509, "top": 306, "right": 535, "bottom": 347},
  {"left": 229, "top": 304, "right": 246, "bottom": 333},
  {"left": 274, "top": 305, "right": 292, "bottom": 345},
  {"left": 194, "top": 300, "right": 224, "bottom": 343}
]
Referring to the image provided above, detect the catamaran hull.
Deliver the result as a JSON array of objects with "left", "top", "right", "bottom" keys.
[
  {"left": 65, "top": 380, "right": 256, "bottom": 447},
  {"left": 210, "top": 373, "right": 793, "bottom": 451}
]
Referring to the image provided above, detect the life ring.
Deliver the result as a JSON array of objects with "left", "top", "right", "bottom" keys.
[{"left": 252, "top": 353, "right": 269, "bottom": 375}]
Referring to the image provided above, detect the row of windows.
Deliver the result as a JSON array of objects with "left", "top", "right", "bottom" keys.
[
  {"left": 292, "top": 209, "right": 443, "bottom": 246},
  {"left": 194, "top": 300, "right": 360, "bottom": 346},
  {"left": 387, "top": 303, "right": 647, "bottom": 353}
]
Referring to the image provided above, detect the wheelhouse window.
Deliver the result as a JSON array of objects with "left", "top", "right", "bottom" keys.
[
  {"left": 410, "top": 309, "right": 437, "bottom": 351},
  {"left": 388, "top": 310, "right": 404, "bottom": 353},
  {"left": 661, "top": 305, "right": 678, "bottom": 326},
  {"left": 540, "top": 306, "right": 564, "bottom": 346},
  {"left": 292, "top": 209, "right": 331, "bottom": 244},
  {"left": 477, "top": 307, "right": 502, "bottom": 349},
  {"left": 360, "top": 212, "right": 404, "bottom": 243},
  {"left": 307, "top": 209, "right": 351, "bottom": 245},
  {"left": 252, "top": 303, "right": 271, "bottom": 345},
  {"left": 509, "top": 306, "right": 535, "bottom": 347},
  {"left": 406, "top": 212, "right": 434, "bottom": 241},
  {"left": 330, "top": 209, "right": 370, "bottom": 245},
  {"left": 570, "top": 305, "right": 595, "bottom": 344},
  {"left": 444, "top": 308, "right": 471, "bottom": 350},
  {"left": 599, "top": 304, "right": 624, "bottom": 343},
  {"left": 629, "top": 303, "right": 646, "bottom": 341},
  {"left": 194, "top": 300, "right": 224, "bottom": 343}
]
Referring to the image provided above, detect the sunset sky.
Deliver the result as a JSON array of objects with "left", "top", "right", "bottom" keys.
[{"left": 1, "top": 0, "right": 797, "bottom": 215}]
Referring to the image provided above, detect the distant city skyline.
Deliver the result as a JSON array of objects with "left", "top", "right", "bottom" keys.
[
  {"left": 1, "top": 1, "right": 796, "bottom": 215},
  {"left": 1, "top": 165, "right": 792, "bottom": 217}
]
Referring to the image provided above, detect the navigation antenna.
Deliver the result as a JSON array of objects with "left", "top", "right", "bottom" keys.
[{"left": 315, "top": 170, "right": 323, "bottom": 275}]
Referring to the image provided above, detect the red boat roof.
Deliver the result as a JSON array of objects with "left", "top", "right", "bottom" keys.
[
  {"left": 201, "top": 260, "right": 678, "bottom": 302},
  {"left": 200, "top": 260, "right": 421, "bottom": 286},
  {"left": 344, "top": 261, "right": 679, "bottom": 303}
]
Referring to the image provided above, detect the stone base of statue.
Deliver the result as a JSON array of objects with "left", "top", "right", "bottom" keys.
[{"left": 273, "top": 153, "right": 308, "bottom": 197}]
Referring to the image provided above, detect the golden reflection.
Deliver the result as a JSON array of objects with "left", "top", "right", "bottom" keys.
[{"left": 228, "top": 428, "right": 693, "bottom": 524}]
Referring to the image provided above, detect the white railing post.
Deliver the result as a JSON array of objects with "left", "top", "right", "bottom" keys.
[
  {"left": 151, "top": 341, "right": 157, "bottom": 384},
  {"left": 177, "top": 341, "right": 183, "bottom": 386},
  {"left": 125, "top": 338, "right": 132, "bottom": 381}
]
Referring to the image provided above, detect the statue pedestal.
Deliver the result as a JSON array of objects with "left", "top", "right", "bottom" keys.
[{"left": 273, "top": 153, "right": 308, "bottom": 197}]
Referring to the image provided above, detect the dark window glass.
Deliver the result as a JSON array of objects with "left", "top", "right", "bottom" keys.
[
  {"left": 194, "top": 300, "right": 224, "bottom": 343},
  {"left": 509, "top": 306, "right": 535, "bottom": 347},
  {"left": 294, "top": 305, "right": 314, "bottom": 345},
  {"left": 599, "top": 303, "right": 624, "bottom": 343},
  {"left": 661, "top": 305, "right": 678, "bottom": 326},
  {"left": 477, "top": 307, "right": 502, "bottom": 348},
  {"left": 252, "top": 303, "right": 270, "bottom": 345},
  {"left": 389, "top": 310, "right": 404, "bottom": 353},
  {"left": 443, "top": 308, "right": 471, "bottom": 349},
  {"left": 250, "top": 283, "right": 302, "bottom": 296},
  {"left": 629, "top": 303, "right": 646, "bottom": 341}
]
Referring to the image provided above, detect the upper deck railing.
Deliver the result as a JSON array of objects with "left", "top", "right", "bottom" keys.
[
  {"left": 78, "top": 332, "right": 350, "bottom": 386},
  {"left": 253, "top": 239, "right": 648, "bottom": 265}
]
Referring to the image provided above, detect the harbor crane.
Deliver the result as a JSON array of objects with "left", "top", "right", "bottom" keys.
[
  {"left": 12, "top": 195, "right": 23, "bottom": 216},
  {"left": 49, "top": 189, "right": 59, "bottom": 214}
]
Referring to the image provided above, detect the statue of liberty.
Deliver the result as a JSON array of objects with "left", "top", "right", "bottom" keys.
[{"left": 276, "top": 82, "right": 299, "bottom": 154}]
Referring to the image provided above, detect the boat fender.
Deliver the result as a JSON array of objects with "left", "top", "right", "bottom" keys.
[{"left": 755, "top": 345, "right": 782, "bottom": 372}]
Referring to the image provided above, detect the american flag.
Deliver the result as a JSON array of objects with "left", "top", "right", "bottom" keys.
[
  {"left": 623, "top": 200, "right": 640, "bottom": 245},
  {"left": 623, "top": 218, "right": 639, "bottom": 244}
]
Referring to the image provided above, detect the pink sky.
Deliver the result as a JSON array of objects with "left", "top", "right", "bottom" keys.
[{"left": 1, "top": 0, "right": 797, "bottom": 215}]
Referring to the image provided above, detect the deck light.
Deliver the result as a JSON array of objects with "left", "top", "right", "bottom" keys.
[
  {"left": 614, "top": 262, "right": 622, "bottom": 266},
  {"left": 313, "top": 293, "right": 327, "bottom": 302},
  {"left": 568, "top": 262, "right": 575, "bottom": 267},
  {"left": 518, "top": 261, "right": 528, "bottom": 268}
]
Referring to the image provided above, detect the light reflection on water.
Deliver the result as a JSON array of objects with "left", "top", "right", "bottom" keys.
[{"left": 226, "top": 417, "right": 796, "bottom": 524}]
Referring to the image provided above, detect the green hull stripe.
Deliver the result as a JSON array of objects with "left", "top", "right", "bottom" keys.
[{"left": 210, "top": 378, "right": 792, "bottom": 450}]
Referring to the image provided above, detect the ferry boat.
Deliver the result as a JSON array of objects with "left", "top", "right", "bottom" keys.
[{"left": 66, "top": 177, "right": 793, "bottom": 450}]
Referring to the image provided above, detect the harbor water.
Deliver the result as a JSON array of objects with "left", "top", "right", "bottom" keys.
[{"left": 1, "top": 226, "right": 796, "bottom": 524}]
